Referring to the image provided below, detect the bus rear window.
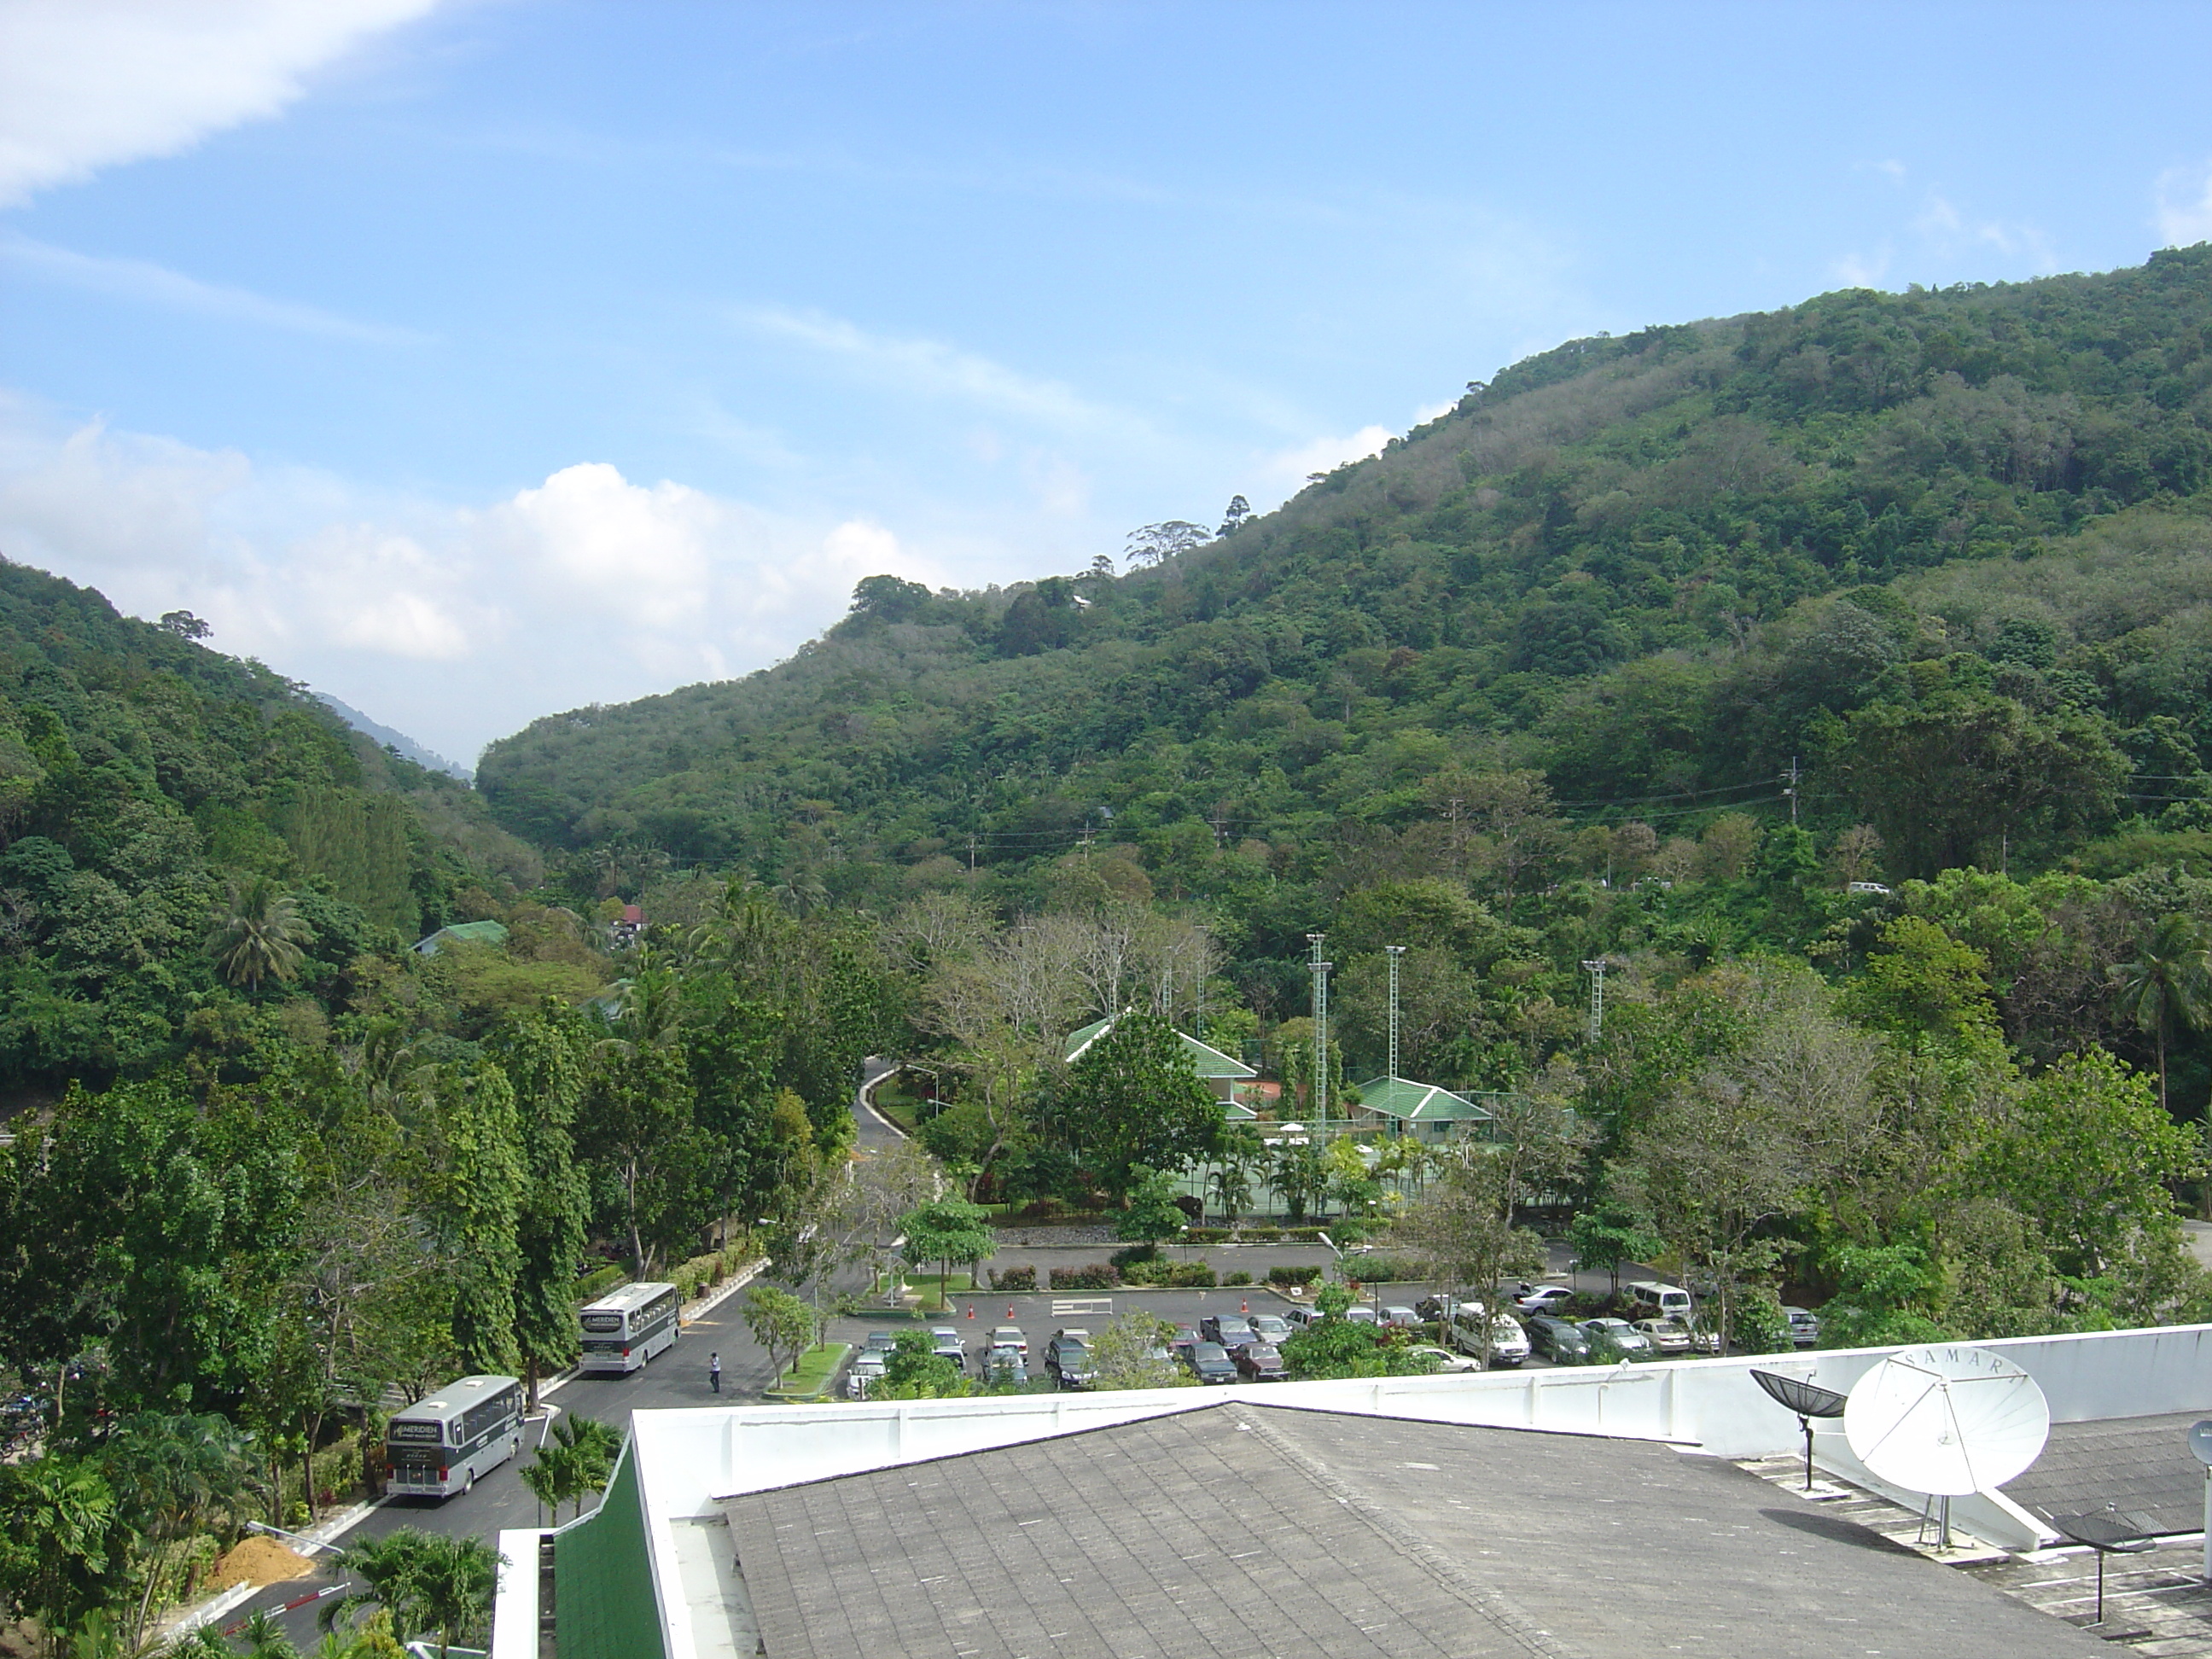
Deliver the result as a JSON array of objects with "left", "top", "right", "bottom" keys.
[{"left": 581, "top": 1313, "right": 623, "bottom": 1332}]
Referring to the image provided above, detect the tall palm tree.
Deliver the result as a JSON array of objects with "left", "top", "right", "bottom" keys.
[
  {"left": 205, "top": 876, "right": 311, "bottom": 993},
  {"left": 320, "top": 1528, "right": 501, "bottom": 1658},
  {"left": 2114, "top": 912, "right": 2212, "bottom": 1114}
]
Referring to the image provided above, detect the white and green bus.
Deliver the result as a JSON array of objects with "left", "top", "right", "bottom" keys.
[
  {"left": 384, "top": 1374, "right": 523, "bottom": 1499},
  {"left": 578, "top": 1280, "right": 681, "bottom": 1375}
]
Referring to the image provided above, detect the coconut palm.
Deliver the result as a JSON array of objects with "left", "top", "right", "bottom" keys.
[
  {"left": 319, "top": 1528, "right": 502, "bottom": 1659},
  {"left": 204, "top": 876, "right": 311, "bottom": 993},
  {"left": 2113, "top": 912, "right": 2212, "bottom": 1114}
]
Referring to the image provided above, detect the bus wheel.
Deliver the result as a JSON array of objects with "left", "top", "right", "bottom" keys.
[{"left": 463, "top": 1468, "right": 474, "bottom": 1496}]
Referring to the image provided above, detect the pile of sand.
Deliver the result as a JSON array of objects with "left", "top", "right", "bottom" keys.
[{"left": 207, "top": 1535, "right": 316, "bottom": 1591}]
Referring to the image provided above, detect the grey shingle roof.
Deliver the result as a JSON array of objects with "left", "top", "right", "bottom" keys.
[
  {"left": 2003, "top": 1408, "right": 2212, "bottom": 1536},
  {"left": 722, "top": 1403, "right": 2107, "bottom": 1658}
]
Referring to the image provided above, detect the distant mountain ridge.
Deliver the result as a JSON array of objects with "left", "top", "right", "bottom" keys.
[
  {"left": 474, "top": 247, "right": 2212, "bottom": 900},
  {"left": 317, "top": 693, "right": 472, "bottom": 780}
]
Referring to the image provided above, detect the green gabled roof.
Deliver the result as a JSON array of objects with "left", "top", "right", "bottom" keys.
[
  {"left": 1063, "top": 1014, "right": 1258, "bottom": 1080},
  {"left": 1353, "top": 1075, "right": 1495, "bottom": 1121},
  {"left": 413, "top": 918, "right": 509, "bottom": 954}
]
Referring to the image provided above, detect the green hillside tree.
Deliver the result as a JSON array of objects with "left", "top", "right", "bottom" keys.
[{"left": 1059, "top": 1010, "right": 1222, "bottom": 1201}]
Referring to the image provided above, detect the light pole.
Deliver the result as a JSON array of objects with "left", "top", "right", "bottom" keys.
[
  {"left": 1581, "top": 958, "right": 1608, "bottom": 1044},
  {"left": 1307, "top": 933, "right": 1332, "bottom": 1130},
  {"left": 1385, "top": 944, "right": 1406, "bottom": 1081}
]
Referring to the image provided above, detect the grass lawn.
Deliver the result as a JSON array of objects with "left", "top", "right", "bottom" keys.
[{"left": 765, "top": 1342, "right": 851, "bottom": 1400}]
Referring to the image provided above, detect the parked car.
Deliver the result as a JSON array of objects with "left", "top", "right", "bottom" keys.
[
  {"left": 930, "top": 1327, "right": 965, "bottom": 1362},
  {"left": 1045, "top": 1330, "right": 1095, "bottom": 1389},
  {"left": 1281, "top": 1306, "right": 1324, "bottom": 1333},
  {"left": 1452, "top": 1311, "right": 1530, "bottom": 1367},
  {"left": 1680, "top": 1319, "right": 1723, "bottom": 1354},
  {"left": 1633, "top": 1317, "right": 1694, "bottom": 1355},
  {"left": 1184, "top": 1342, "right": 1237, "bottom": 1384},
  {"left": 1514, "top": 1286, "right": 1575, "bottom": 1316},
  {"left": 1345, "top": 1306, "right": 1378, "bottom": 1326},
  {"left": 1404, "top": 1345, "right": 1479, "bottom": 1373},
  {"left": 1202, "top": 1313, "right": 1256, "bottom": 1351},
  {"left": 1526, "top": 1315, "right": 1591, "bottom": 1362},
  {"left": 978, "top": 1345, "right": 1027, "bottom": 1385},
  {"left": 1168, "top": 1323, "right": 1201, "bottom": 1365},
  {"left": 1380, "top": 1305, "right": 1420, "bottom": 1330},
  {"left": 1784, "top": 1307, "right": 1821, "bottom": 1348},
  {"left": 1232, "top": 1343, "right": 1288, "bottom": 1381},
  {"left": 1249, "top": 1314, "right": 1291, "bottom": 1345},
  {"left": 1626, "top": 1280, "right": 1695, "bottom": 1322},
  {"left": 1579, "top": 1318, "right": 1655, "bottom": 1359},
  {"left": 991, "top": 1325, "right": 1027, "bottom": 1356},
  {"left": 862, "top": 1330, "right": 897, "bottom": 1353},
  {"left": 846, "top": 1351, "right": 888, "bottom": 1399}
]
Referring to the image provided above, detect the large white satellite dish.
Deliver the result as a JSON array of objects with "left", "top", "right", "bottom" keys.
[{"left": 1842, "top": 1344, "right": 2050, "bottom": 1497}]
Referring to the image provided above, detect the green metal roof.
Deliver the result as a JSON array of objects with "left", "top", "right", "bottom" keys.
[
  {"left": 413, "top": 918, "right": 510, "bottom": 954},
  {"left": 553, "top": 1436, "right": 668, "bottom": 1659},
  {"left": 1352, "top": 1075, "right": 1495, "bottom": 1122},
  {"left": 1063, "top": 1014, "right": 1257, "bottom": 1079}
]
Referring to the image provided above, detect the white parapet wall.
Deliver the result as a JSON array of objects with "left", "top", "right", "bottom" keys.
[{"left": 517, "top": 1323, "right": 2212, "bottom": 1659}]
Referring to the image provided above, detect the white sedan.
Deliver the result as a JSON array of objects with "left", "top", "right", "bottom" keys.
[{"left": 1405, "top": 1345, "right": 1481, "bottom": 1373}]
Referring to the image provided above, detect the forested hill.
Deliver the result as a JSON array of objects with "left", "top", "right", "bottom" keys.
[
  {"left": 478, "top": 246, "right": 2212, "bottom": 909},
  {"left": 0, "top": 559, "right": 540, "bottom": 1087}
]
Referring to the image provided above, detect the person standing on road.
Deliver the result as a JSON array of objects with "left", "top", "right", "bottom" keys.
[{"left": 709, "top": 1352, "right": 721, "bottom": 1394}]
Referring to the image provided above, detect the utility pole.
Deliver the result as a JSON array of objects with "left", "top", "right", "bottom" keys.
[
  {"left": 1307, "top": 933, "right": 1332, "bottom": 1128},
  {"left": 1385, "top": 944, "right": 1406, "bottom": 1080},
  {"left": 1581, "top": 958, "right": 1608, "bottom": 1045},
  {"left": 1784, "top": 756, "right": 1800, "bottom": 827}
]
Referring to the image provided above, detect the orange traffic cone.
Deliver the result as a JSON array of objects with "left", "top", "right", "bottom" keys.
[
  {"left": 966, "top": 1305, "right": 975, "bottom": 1318},
  {"left": 1241, "top": 1299, "right": 1249, "bottom": 1314},
  {"left": 1006, "top": 1305, "right": 1016, "bottom": 1318}
]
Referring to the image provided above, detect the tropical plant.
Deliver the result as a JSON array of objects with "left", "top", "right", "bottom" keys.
[
  {"left": 2112, "top": 912, "right": 2212, "bottom": 1114},
  {"left": 204, "top": 877, "right": 311, "bottom": 992},
  {"left": 319, "top": 1528, "right": 503, "bottom": 1658}
]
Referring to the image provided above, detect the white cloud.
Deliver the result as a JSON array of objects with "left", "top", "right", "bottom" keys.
[
  {"left": 0, "top": 0, "right": 440, "bottom": 208},
  {"left": 1263, "top": 424, "right": 1394, "bottom": 492},
  {"left": 2156, "top": 160, "right": 2212, "bottom": 247},
  {"left": 0, "top": 234, "right": 426, "bottom": 341},
  {"left": 0, "top": 399, "right": 940, "bottom": 763},
  {"left": 736, "top": 306, "right": 1124, "bottom": 431}
]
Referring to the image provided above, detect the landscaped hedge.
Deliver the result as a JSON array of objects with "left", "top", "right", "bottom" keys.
[
  {"left": 989, "top": 1265, "right": 1037, "bottom": 1291},
  {"left": 1048, "top": 1264, "right": 1117, "bottom": 1289},
  {"left": 1166, "top": 1263, "right": 1217, "bottom": 1288},
  {"left": 1225, "top": 1271, "right": 1252, "bottom": 1286},
  {"left": 1266, "top": 1266, "right": 1322, "bottom": 1288},
  {"left": 575, "top": 1265, "right": 627, "bottom": 1303}
]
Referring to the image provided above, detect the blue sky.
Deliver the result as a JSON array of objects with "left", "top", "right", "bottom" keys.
[{"left": 3, "top": 1, "right": 2212, "bottom": 763}]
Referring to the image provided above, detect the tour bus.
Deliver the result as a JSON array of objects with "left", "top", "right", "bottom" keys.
[
  {"left": 385, "top": 1374, "right": 523, "bottom": 1499},
  {"left": 578, "top": 1280, "right": 682, "bottom": 1374}
]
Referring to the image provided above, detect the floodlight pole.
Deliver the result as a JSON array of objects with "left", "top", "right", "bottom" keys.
[
  {"left": 1307, "top": 934, "right": 1332, "bottom": 1128},
  {"left": 2203, "top": 1465, "right": 2210, "bottom": 1584},
  {"left": 1385, "top": 945, "right": 1406, "bottom": 1080}
]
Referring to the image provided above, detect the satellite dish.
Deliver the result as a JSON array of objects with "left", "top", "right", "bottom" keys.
[
  {"left": 1842, "top": 1345, "right": 2049, "bottom": 1497},
  {"left": 2191, "top": 1420, "right": 2212, "bottom": 1468}
]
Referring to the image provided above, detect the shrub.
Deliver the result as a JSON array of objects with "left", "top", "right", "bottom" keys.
[
  {"left": 989, "top": 1265, "right": 1036, "bottom": 1292},
  {"left": 1185, "top": 1226, "right": 1228, "bottom": 1243},
  {"left": 1167, "top": 1263, "right": 1217, "bottom": 1289},
  {"left": 1109, "top": 1243, "right": 1161, "bottom": 1271},
  {"left": 1225, "top": 1271, "right": 1253, "bottom": 1286},
  {"left": 1049, "top": 1264, "right": 1118, "bottom": 1290},
  {"left": 1266, "top": 1266, "right": 1322, "bottom": 1288},
  {"left": 1240, "top": 1228, "right": 1282, "bottom": 1243},
  {"left": 1120, "top": 1258, "right": 1172, "bottom": 1286},
  {"left": 575, "top": 1265, "right": 626, "bottom": 1303},
  {"left": 1348, "top": 1254, "right": 1427, "bottom": 1284}
]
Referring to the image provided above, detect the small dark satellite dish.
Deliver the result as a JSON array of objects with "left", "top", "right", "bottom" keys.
[
  {"left": 1752, "top": 1369, "right": 1848, "bottom": 1492},
  {"left": 2048, "top": 1510, "right": 2156, "bottom": 1626}
]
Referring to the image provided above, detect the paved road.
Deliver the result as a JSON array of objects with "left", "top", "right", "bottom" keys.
[{"left": 227, "top": 1069, "right": 912, "bottom": 1649}]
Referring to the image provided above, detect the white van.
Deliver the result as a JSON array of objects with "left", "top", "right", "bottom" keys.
[{"left": 1626, "top": 1280, "right": 1693, "bottom": 1320}]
